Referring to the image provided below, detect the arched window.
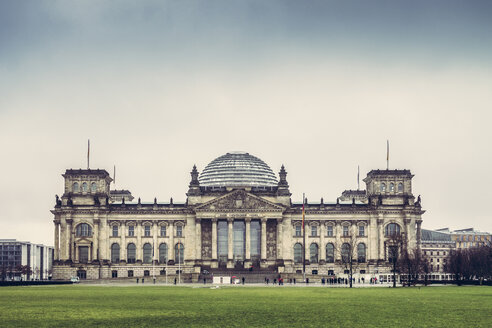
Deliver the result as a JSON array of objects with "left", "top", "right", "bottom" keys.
[
  {"left": 294, "top": 243, "right": 302, "bottom": 263},
  {"left": 380, "top": 183, "right": 386, "bottom": 192},
  {"left": 159, "top": 243, "right": 167, "bottom": 264},
  {"left": 398, "top": 183, "right": 403, "bottom": 192},
  {"left": 73, "top": 182, "right": 79, "bottom": 192},
  {"left": 389, "top": 183, "right": 395, "bottom": 192},
  {"left": 82, "top": 182, "right": 88, "bottom": 192},
  {"left": 341, "top": 243, "right": 351, "bottom": 263},
  {"left": 143, "top": 243, "right": 152, "bottom": 264},
  {"left": 90, "top": 182, "right": 97, "bottom": 192},
  {"left": 75, "top": 223, "right": 92, "bottom": 237},
  {"left": 175, "top": 243, "right": 184, "bottom": 264},
  {"left": 127, "top": 243, "right": 136, "bottom": 263},
  {"left": 357, "top": 243, "right": 366, "bottom": 263},
  {"left": 310, "top": 243, "right": 318, "bottom": 263},
  {"left": 111, "top": 243, "right": 120, "bottom": 263},
  {"left": 326, "top": 243, "right": 334, "bottom": 263},
  {"left": 385, "top": 223, "right": 401, "bottom": 236}
]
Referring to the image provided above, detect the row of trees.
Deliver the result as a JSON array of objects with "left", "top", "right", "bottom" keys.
[
  {"left": 339, "top": 232, "right": 491, "bottom": 288},
  {"left": 1, "top": 265, "right": 33, "bottom": 281},
  {"left": 446, "top": 246, "right": 492, "bottom": 285}
]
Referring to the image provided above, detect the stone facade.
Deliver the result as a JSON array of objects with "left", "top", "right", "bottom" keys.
[{"left": 51, "top": 156, "right": 425, "bottom": 281}]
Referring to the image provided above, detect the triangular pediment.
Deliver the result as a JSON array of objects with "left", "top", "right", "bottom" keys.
[{"left": 194, "top": 190, "right": 285, "bottom": 212}]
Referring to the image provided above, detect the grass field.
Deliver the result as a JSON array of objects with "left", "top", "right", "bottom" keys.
[{"left": 0, "top": 285, "right": 491, "bottom": 327}]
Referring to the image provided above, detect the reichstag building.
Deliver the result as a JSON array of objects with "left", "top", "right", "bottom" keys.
[{"left": 51, "top": 152, "right": 424, "bottom": 281}]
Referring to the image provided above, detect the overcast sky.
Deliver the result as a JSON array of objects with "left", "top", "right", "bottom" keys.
[{"left": 1, "top": 0, "right": 491, "bottom": 245}]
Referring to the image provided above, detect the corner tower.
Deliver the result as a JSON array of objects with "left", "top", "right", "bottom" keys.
[{"left": 363, "top": 169, "right": 416, "bottom": 206}]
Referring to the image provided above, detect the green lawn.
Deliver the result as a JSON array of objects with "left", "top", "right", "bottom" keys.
[{"left": 0, "top": 285, "right": 491, "bottom": 327}]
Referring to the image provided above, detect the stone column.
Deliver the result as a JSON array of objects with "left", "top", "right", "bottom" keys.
[
  {"left": 136, "top": 222, "right": 142, "bottom": 262},
  {"left": 276, "top": 219, "right": 283, "bottom": 259},
  {"left": 121, "top": 221, "right": 126, "bottom": 262},
  {"left": 54, "top": 220, "right": 60, "bottom": 261},
  {"left": 93, "top": 218, "right": 99, "bottom": 261},
  {"left": 227, "top": 218, "right": 234, "bottom": 261},
  {"left": 245, "top": 218, "right": 251, "bottom": 260},
  {"left": 195, "top": 219, "right": 202, "bottom": 261},
  {"left": 211, "top": 219, "right": 218, "bottom": 260},
  {"left": 416, "top": 220, "right": 422, "bottom": 251},
  {"left": 153, "top": 221, "right": 158, "bottom": 263},
  {"left": 369, "top": 216, "right": 377, "bottom": 261},
  {"left": 66, "top": 218, "right": 73, "bottom": 261},
  {"left": 378, "top": 216, "right": 385, "bottom": 260},
  {"left": 60, "top": 219, "right": 67, "bottom": 260},
  {"left": 320, "top": 222, "right": 326, "bottom": 262},
  {"left": 335, "top": 221, "right": 341, "bottom": 261},
  {"left": 99, "top": 216, "right": 108, "bottom": 261},
  {"left": 169, "top": 222, "right": 174, "bottom": 261},
  {"left": 261, "top": 218, "right": 267, "bottom": 260}
]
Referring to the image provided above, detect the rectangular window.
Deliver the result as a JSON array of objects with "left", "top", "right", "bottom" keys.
[
  {"left": 128, "top": 226, "right": 134, "bottom": 237},
  {"left": 112, "top": 225, "right": 118, "bottom": 237},
  {"left": 327, "top": 225, "right": 333, "bottom": 237},
  {"left": 176, "top": 225, "right": 183, "bottom": 237},
  {"left": 359, "top": 225, "right": 365, "bottom": 237},
  {"left": 343, "top": 226, "right": 349, "bottom": 237},
  {"left": 311, "top": 225, "right": 317, "bottom": 237},
  {"left": 112, "top": 270, "right": 118, "bottom": 278},
  {"left": 160, "top": 226, "right": 166, "bottom": 237},
  {"left": 295, "top": 225, "right": 302, "bottom": 237},
  {"left": 144, "top": 270, "right": 150, "bottom": 277},
  {"left": 144, "top": 226, "right": 151, "bottom": 237},
  {"left": 78, "top": 246, "right": 89, "bottom": 263},
  {"left": 128, "top": 270, "right": 134, "bottom": 277}
]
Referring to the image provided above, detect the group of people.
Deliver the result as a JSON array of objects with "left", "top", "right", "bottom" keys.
[{"left": 264, "top": 277, "right": 284, "bottom": 285}]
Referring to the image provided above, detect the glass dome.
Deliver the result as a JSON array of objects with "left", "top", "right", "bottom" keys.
[{"left": 198, "top": 152, "right": 278, "bottom": 187}]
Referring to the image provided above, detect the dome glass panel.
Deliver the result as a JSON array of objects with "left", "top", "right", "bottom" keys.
[{"left": 199, "top": 152, "right": 278, "bottom": 187}]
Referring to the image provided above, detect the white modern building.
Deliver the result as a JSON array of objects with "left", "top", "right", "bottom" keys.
[{"left": 0, "top": 239, "right": 54, "bottom": 281}]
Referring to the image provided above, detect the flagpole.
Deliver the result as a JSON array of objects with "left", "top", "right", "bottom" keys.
[
  {"left": 152, "top": 242, "right": 155, "bottom": 282},
  {"left": 87, "top": 139, "right": 90, "bottom": 169},
  {"left": 386, "top": 140, "right": 389, "bottom": 170},
  {"left": 302, "top": 193, "right": 306, "bottom": 282},
  {"left": 357, "top": 165, "right": 360, "bottom": 190}
]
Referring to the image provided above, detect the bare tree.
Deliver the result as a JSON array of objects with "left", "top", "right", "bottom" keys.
[
  {"left": 399, "top": 247, "right": 430, "bottom": 286},
  {"left": 386, "top": 232, "right": 404, "bottom": 288},
  {"left": 338, "top": 237, "right": 364, "bottom": 288}
]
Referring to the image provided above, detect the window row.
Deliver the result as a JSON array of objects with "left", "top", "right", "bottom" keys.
[
  {"left": 110, "top": 242, "right": 184, "bottom": 264},
  {"left": 295, "top": 225, "right": 366, "bottom": 237},
  {"left": 111, "top": 225, "right": 182, "bottom": 237},
  {"left": 72, "top": 182, "right": 98, "bottom": 193},
  {"left": 293, "top": 243, "right": 367, "bottom": 264},
  {"left": 380, "top": 182, "right": 404, "bottom": 193},
  {"left": 294, "top": 223, "right": 401, "bottom": 237}
]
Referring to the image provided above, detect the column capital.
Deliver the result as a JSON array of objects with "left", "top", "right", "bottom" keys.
[
  {"left": 195, "top": 218, "right": 201, "bottom": 224},
  {"left": 245, "top": 217, "right": 252, "bottom": 223},
  {"left": 261, "top": 218, "right": 268, "bottom": 224},
  {"left": 211, "top": 218, "right": 218, "bottom": 223},
  {"left": 227, "top": 217, "right": 234, "bottom": 223}
]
